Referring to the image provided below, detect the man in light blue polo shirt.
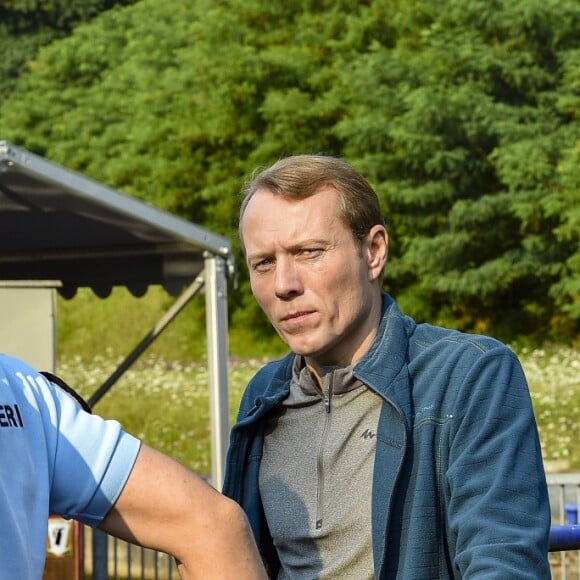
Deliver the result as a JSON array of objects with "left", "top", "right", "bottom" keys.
[{"left": 0, "top": 353, "right": 267, "bottom": 580}]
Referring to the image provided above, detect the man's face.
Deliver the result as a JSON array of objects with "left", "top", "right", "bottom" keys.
[{"left": 241, "top": 186, "right": 387, "bottom": 372}]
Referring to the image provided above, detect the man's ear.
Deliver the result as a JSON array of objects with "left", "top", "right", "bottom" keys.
[{"left": 365, "top": 225, "right": 388, "bottom": 281}]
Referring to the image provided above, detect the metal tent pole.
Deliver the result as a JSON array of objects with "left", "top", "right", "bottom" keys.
[{"left": 204, "top": 253, "right": 230, "bottom": 489}]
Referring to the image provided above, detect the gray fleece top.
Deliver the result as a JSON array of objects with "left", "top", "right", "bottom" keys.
[{"left": 259, "top": 355, "right": 382, "bottom": 579}]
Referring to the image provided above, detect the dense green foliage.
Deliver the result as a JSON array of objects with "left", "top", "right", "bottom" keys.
[
  {"left": 0, "top": 0, "right": 138, "bottom": 103},
  {"left": 0, "top": 0, "right": 578, "bottom": 344}
]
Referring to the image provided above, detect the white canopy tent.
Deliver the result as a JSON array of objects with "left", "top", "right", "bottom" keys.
[{"left": 0, "top": 140, "right": 232, "bottom": 487}]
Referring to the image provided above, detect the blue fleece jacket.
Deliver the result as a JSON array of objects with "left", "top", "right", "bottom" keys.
[{"left": 223, "top": 294, "right": 551, "bottom": 578}]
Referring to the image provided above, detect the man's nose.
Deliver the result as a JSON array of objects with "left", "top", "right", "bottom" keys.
[{"left": 274, "top": 258, "right": 303, "bottom": 299}]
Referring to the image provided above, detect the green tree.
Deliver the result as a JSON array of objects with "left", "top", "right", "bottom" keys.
[
  {"left": 0, "top": 0, "right": 577, "bottom": 345},
  {"left": 314, "top": 0, "right": 579, "bottom": 340},
  {"left": 0, "top": 0, "right": 138, "bottom": 104}
]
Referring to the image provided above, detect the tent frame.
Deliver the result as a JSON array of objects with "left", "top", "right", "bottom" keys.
[{"left": 0, "top": 141, "right": 232, "bottom": 488}]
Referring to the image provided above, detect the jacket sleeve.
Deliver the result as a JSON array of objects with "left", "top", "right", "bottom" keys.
[{"left": 444, "top": 345, "right": 551, "bottom": 578}]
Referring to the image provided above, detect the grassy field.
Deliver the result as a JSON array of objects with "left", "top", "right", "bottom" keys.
[
  {"left": 60, "top": 344, "right": 580, "bottom": 475},
  {"left": 519, "top": 345, "right": 580, "bottom": 472}
]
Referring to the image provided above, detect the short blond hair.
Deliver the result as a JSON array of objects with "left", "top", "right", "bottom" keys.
[{"left": 239, "top": 155, "right": 385, "bottom": 251}]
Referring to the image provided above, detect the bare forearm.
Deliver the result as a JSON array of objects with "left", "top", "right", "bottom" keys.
[{"left": 99, "top": 445, "right": 267, "bottom": 579}]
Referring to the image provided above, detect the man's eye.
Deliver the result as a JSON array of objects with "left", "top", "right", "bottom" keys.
[
  {"left": 301, "top": 248, "right": 324, "bottom": 258},
  {"left": 252, "top": 258, "right": 274, "bottom": 272}
]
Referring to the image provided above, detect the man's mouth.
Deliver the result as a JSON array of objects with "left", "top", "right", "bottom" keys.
[{"left": 282, "top": 310, "right": 314, "bottom": 323}]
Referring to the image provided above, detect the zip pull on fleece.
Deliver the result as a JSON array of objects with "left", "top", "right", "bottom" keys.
[{"left": 321, "top": 371, "right": 334, "bottom": 413}]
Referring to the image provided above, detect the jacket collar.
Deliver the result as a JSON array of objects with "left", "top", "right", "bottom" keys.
[
  {"left": 243, "top": 293, "right": 415, "bottom": 415},
  {"left": 354, "top": 293, "right": 414, "bottom": 395}
]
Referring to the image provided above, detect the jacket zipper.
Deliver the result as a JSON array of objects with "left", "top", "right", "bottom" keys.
[{"left": 315, "top": 372, "right": 334, "bottom": 529}]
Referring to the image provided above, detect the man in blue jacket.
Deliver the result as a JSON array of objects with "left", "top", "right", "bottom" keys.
[{"left": 223, "top": 154, "right": 551, "bottom": 578}]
